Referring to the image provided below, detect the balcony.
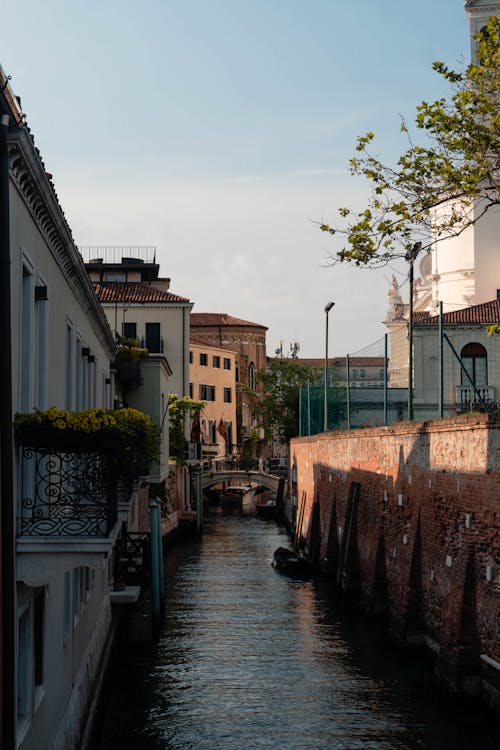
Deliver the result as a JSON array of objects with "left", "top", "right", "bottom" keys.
[
  {"left": 455, "top": 385, "right": 496, "bottom": 412},
  {"left": 14, "top": 407, "right": 159, "bottom": 586}
]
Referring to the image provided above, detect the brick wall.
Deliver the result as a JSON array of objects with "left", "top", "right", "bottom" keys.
[{"left": 290, "top": 413, "right": 500, "bottom": 707}]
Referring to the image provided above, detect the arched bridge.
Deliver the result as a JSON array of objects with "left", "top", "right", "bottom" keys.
[{"left": 200, "top": 458, "right": 287, "bottom": 497}]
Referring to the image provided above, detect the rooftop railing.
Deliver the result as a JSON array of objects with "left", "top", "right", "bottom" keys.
[{"left": 78, "top": 246, "right": 157, "bottom": 264}]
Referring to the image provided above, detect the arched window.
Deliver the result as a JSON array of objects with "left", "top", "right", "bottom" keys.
[
  {"left": 235, "top": 361, "right": 240, "bottom": 383},
  {"left": 460, "top": 343, "right": 487, "bottom": 386},
  {"left": 210, "top": 420, "right": 217, "bottom": 444},
  {"left": 248, "top": 362, "right": 255, "bottom": 391}
]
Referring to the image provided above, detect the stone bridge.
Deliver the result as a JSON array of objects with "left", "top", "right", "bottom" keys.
[{"left": 200, "top": 458, "right": 287, "bottom": 497}]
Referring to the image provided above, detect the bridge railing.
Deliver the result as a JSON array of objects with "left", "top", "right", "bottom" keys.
[{"left": 201, "top": 457, "right": 289, "bottom": 477}]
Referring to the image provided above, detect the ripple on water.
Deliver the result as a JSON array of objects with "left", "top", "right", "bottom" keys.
[{"left": 98, "top": 515, "right": 498, "bottom": 750}]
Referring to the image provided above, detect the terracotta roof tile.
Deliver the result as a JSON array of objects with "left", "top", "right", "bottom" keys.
[
  {"left": 191, "top": 312, "right": 267, "bottom": 329},
  {"left": 94, "top": 282, "right": 190, "bottom": 304},
  {"left": 282, "top": 357, "right": 386, "bottom": 367},
  {"left": 414, "top": 299, "right": 500, "bottom": 326}
]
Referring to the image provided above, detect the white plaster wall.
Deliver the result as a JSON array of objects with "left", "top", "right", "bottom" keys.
[
  {"left": 102, "top": 302, "right": 191, "bottom": 398},
  {"left": 10, "top": 186, "right": 113, "bottom": 413},
  {"left": 127, "top": 356, "right": 171, "bottom": 480}
]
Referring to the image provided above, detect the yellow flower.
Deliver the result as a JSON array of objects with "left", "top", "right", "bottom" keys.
[{"left": 53, "top": 419, "right": 67, "bottom": 430}]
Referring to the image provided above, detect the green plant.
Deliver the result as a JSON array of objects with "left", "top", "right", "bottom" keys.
[
  {"left": 167, "top": 394, "right": 205, "bottom": 464},
  {"left": 14, "top": 407, "right": 161, "bottom": 476}
]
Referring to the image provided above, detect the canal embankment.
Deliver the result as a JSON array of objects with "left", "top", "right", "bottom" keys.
[{"left": 289, "top": 412, "right": 500, "bottom": 711}]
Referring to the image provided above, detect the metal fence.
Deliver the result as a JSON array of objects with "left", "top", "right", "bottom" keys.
[{"left": 299, "top": 323, "right": 500, "bottom": 436}]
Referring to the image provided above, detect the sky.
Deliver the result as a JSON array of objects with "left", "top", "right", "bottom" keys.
[{"left": 2, "top": 1, "right": 470, "bottom": 357}]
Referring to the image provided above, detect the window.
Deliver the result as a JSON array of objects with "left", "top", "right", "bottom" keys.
[
  {"left": 73, "top": 568, "right": 81, "bottom": 623},
  {"left": 63, "top": 571, "right": 71, "bottom": 641},
  {"left": 199, "top": 384, "right": 215, "bottom": 401},
  {"left": 189, "top": 382, "right": 193, "bottom": 398},
  {"left": 17, "top": 606, "right": 31, "bottom": 724},
  {"left": 189, "top": 350, "right": 193, "bottom": 364},
  {"left": 248, "top": 362, "right": 255, "bottom": 390},
  {"left": 145, "top": 322, "right": 161, "bottom": 352},
  {"left": 213, "top": 355, "right": 221, "bottom": 368},
  {"left": 224, "top": 387, "right": 232, "bottom": 403},
  {"left": 104, "top": 272, "right": 126, "bottom": 282},
  {"left": 379, "top": 368, "right": 385, "bottom": 380},
  {"left": 66, "top": 323, "right": 73, "bottom": 409},
  {"left": 200, "top": 353, "right": 208, "bottom": 366},
  {"left": 33, "top": 589, "right": 45, "bottom": 690},
  {"left": 20, "top": 265, "right": 34, "bottom": 411},
  {"left": 235, "top": 362, "right": 240, "bottom": 382},
  {"left": 36, "top": 280, "right": 48, "bottom": 410},
  {"left": 360, "top": 369, "right": 366, "bottom": 379},
  {"left": 122, "top": 322, "right": 137, "bottom": 341},
  {"left": 461, "top": 342, "right": 487, "bottom": 386},
  {"left": 76, "top": 337, "right": 83, "bottom": 410},
  {"left": 210, "top": 420, "right": 216, "bottom": 443},
  {"left": 223, "top": 357, "right": 231, "bottom": 370},
  {"left": 351, "top": 369, "right": 358, "bottom": 380}
]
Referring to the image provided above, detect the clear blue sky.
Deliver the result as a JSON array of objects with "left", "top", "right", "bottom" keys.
[{"left": 3, "top": 1, "right": 470, "bottom": 357}]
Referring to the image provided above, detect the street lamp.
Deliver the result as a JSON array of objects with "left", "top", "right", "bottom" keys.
[
  {"left": 405, "top": 242, "right": 421, "bottom": 421},
  {"left": 324, "top": 302, "right": 335, "bottom": 431}
]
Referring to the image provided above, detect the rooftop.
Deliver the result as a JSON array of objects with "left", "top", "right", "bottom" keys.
[
  {"left": 291, "top": 357, "right": 386, "bottom": 367},
  {"left": 191, "top": 312, "right": 268, "bottom": 329},
  {"left": 414, "top": 299, "right": 500, "bottom": 326},
  {"left": 94, "top": 282, "right": 190, "bottom": 304}
]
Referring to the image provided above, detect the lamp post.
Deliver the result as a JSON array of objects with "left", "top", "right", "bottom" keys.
[
  {"left": 405, "top": 242, "right": 421, "bottom": 421},
  {"left": 324, "top": 302, "right": 335, "bottom": 431}
]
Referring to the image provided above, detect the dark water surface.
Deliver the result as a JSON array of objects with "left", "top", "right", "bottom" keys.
[{"left": 97, "top": 515, "right": 497, "bottom": 749}]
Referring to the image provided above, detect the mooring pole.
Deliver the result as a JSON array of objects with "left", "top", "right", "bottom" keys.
[
  {"left": 197, "top": 469, "right": 203, "bottom": 530},
  {"left": 149, "top": 498, "right": 161, "bottom": 635}
]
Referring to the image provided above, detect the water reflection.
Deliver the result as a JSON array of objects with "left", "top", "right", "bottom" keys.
[{"left": 98, "top": 516, "right": 497, "bottom": 750}]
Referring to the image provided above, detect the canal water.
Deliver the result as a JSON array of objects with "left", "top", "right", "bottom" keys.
[{"left": 97, "top": 515, "right": 497, "bottom": 750}]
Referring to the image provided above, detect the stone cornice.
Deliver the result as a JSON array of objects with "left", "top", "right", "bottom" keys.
[{"left": 7, "top": 129, "right": 116, "bottom": 357}]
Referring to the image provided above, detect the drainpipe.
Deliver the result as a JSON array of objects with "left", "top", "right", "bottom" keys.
[{"left": 0, "top": 113, "right": 15, "bottom": 750}]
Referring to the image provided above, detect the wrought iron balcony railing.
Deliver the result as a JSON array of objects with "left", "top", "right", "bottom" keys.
[{"left": 18, "top": 445, "right": 120, "bottom": 537}]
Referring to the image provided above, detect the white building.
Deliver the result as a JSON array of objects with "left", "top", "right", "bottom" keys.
[
  {"left": 84, "top": 248, "right": 193, "bottom": 402},
  {"left": 385, "top": 1, "right": 500, "bottom": 414},
  {"left": 0, "top": 67, "right": 148, "bottom": 750}
]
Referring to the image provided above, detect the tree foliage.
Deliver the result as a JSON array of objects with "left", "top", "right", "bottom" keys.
[
  {"left": 167, "top": 393, "right": 204, "bottom": 463},
  {"left": 256, "top": 359, "right": 321, "bottom": 442},
  {"left": 320, "top": 15, "right": 500, "bottom": 267}
]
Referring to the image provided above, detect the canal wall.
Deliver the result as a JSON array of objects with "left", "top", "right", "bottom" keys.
[{"left": 290, "top": 413, "right": 500, "bottom": 709}]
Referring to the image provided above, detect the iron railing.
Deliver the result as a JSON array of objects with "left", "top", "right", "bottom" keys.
[
  {"left": 18, "top": 447, "right": 119, "bottom": 537},
  {"left": 114, "top": 529, "right": 151, "bottom": 586},
  {"left": 78, "top": 246, "right": 156, "bottom": 264}
]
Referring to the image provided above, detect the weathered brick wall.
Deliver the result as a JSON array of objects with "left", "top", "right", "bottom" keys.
[{"left": 290, "top": 414, "right": 500, "bottom": 705}]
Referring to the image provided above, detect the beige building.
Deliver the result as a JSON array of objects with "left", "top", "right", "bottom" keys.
[
  {"left": 189, "top": 339, "right": 237, "bottom": 456},
  {"left": 190, "top": 313, "right": 268, "bottom": 443}
]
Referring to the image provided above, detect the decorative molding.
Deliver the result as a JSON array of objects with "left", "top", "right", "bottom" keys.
[
  {"left": 16, "top": 549, "right": 108, "bottom": 587},
  {"left": 7, "top": 131, "right": 115, "bottom": 357}
]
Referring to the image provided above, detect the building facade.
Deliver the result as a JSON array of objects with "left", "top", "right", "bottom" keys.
[
  {"left": 0, "top": 69, "right": 143, "bottom": 750},
  {"left": 189, "top": 340, "right": 237, "bottom": 457},
  {"left": 84, "top": 248, "right": 193, "bottom": 401},
  {"left": 190, "top": 313, "right": 268, "bottom": 444}
]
